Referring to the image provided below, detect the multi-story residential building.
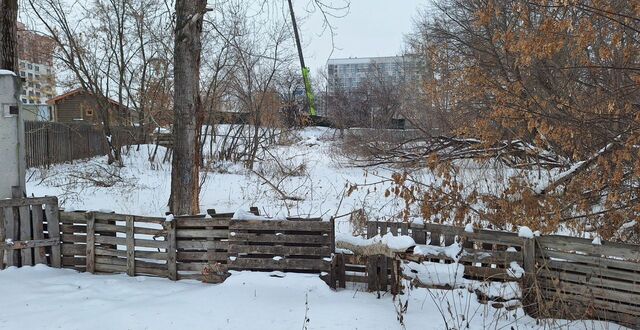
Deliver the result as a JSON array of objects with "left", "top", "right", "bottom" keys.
[
  {"left": 326, "top": 55, "right": 423, "bottom": 94},
  {"left": 17, "top": 22, "right": 56, "bottom": 121},
  {"left": 326, "top": 55, "right": 425, "bottom": 128}
]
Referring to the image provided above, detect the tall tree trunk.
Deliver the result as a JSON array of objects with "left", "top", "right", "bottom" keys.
[
  {"left": 0, "top": 0, "right": 18, "bottom": 72},
  {"left": 170, "top": 0, "right": 206, "bottom": 215}
]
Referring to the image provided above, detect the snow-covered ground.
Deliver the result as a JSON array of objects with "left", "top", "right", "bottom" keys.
[
  {"left": 26, "top": 127, "right": 410, "bottom": 234},
  {"left": 0, "top": 265, "right": 625, "bottom": 330},
  {"left": 12, "top": 126, "right": 628, "bottom": 329}
]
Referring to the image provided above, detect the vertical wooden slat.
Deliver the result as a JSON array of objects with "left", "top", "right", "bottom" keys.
[
  {"left": 378, "top": 256, "right": 388, "bottom": 290},
  {"left": 126, "top": 215, "right": 135, "bottom": 276},
  {"left": 19, "top": 205, "right": 33, "bottom": 266},
  {"left": 328, "top": 217, "right": 336, "bottom": 288},
  {"left": 167, "top": 219, "right": 177, "bottom": 281},
  {"left": 338, "top": 254, "right": 346, "bottom": 288},
  {"left": 31, "top": 204, "right": 46, "bottom": 264},
  {"left": 367, "top": 255, "right": 379, "bottom": 292},
  {"left": 0, "top": 208, "right": 5, "bottom": 270},
  {"left": 412, "top": 224, "right": 426, "bottom": 244},
  {"left": 44, "top": 202, "right": 61, "bottom": 268},
  {"left": 366, "top": 221, "right": 377, "bottom": 239},
  {"left": 85, "top": 212, "right": 96, "bottom": 274},
  {"left": 388, "top": 223, "right": 398, "bottom": 236},
  {"left": 400, "top": 223, "right": 409, "bottom": 236},
  {"left": 5, "top": 207, "right": 18, "bottom": 267},
  {"left": 379, "top": 222, "right": 388, "bottom": 236}
]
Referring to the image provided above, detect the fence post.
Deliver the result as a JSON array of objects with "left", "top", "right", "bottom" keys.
[
  {"left": 44, "top": 200, "right": 61, "bottom": 268},
  {"left": 85, "top": 212, "right": 96, "bottom": 274},
  {"left": 126, "top": 216, "right": 135, "bottom": 276},
  {"left": 522, "top": 237, "right": 538, "bottom": 316},
  {"left": 167, "top": 219, "right": 177, "bottom": 281}
]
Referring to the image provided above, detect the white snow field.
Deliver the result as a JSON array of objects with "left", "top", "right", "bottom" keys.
[
  {"left": 8, "top": 126, "right": 628, "bottom": 329},
  {"left": 0, "top": 265, "right": 625, "bottom": 330}
]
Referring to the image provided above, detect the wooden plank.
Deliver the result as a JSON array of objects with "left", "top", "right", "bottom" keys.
[
  {"left": 85, "top": 213, "right": 96, "bottom": 273},
  {"left": 94, "top": 247, "right": 167, "bottom": 260},
  {"left": 541, "top": 249, "right": 640, "bottom": 273},
  {"left": 0, "top": 208, "right": 5, "bottom": 269},
  {"left": 126, "top": 215, "right": 135, "bottom": 276},
  {"left": 378, "top": 256, "right": 388, "bottom": 289},
  {"left": 229, "top": 220, "right": 329, "bottom": 231},
  {"left": 537, "top": 268, "right": 640, "bottom": 295},
  {"left": 176, "top": 218, "right": 230, "bottom": 228},
  {"left": 93, "top": 235, "right": 168, "bottom": 249},
  {"left": 45, "top": 202, "right": 62, "bottom": 268},
  {"left": 59, "top": 212, "right": 89, "bottom": 222},
  {"left": 176, "top": 229, "right": 228, "bottom": 239},
  {"left": 167, "top": 219, "right": 177, "bottom": 281},
  {"left": 176, "top": 240, "right": 228, "bottom": 250},
  {"left": 338, "top": 254, "right": 346, "bottom": 288},
  {"left": 539, "top": 259, "right": 640, "bottom": 283},
  {"left": 538, "top": 278, "right": 640, "bottom": 308},
  {"left": 177, "top": 251, "right": 231, "bottom": 261},
  {"left": 228, "top": 233, "right": 331, "bottom": 245},
  {"left": 366, "top": 222, "right": 377, "bottom": 238},
  {"left": 95, "top": 256, "right": 166, "bottom": 270},
  {"left": 540, "top": 287, "right": 640, "bottom": 317},
  {"left": 228, "top": 258, "right": 330, "bottom": 271},
  {"left": 95, "top": 263, "right": 167, "bottom": 277},
  {"left": 0, "top": 197, "right": 58, "bottom": 208},
  {"left": 0, "top": 238, "right": 60, "bottom": 250},
  {"left": 19, "top": 205, "right": 33, "bottom": 266},
  {"left": 94, "top": 212, "right": 164, "bottom": 224},
  {"left": 228, "top": 245, "right": 331, "bottom": 256},
  {"left": 61, "top": 243, "right": 86, "bottom": 256},
  {"left": 367, "top": 255, "right": 379, "bottom": 291},
  {"left": 31, "top": 205, "right": 46, "bottom": 264},
  {"left": 538, "top": 235, "right": 640, "bottom": 260}
]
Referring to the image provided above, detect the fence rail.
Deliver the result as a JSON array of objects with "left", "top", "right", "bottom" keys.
[
  {"left": 57, "top": 211, "right": 331, "bottom": 283},
  {"left": 363, "top": 220, "right": 640, "bottom": 329},
  {"left": 25, "top": 121, "right": 144, "bottom": 168}
]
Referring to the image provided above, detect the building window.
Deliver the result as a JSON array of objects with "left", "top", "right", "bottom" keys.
[
  {"left": 28, "top": 73, "right": 33, "bottom": 79},
  {"left": 20, "top": 71, "right": 25, "bottom": 77},
  {"left": 85, "top": 108, "right": 94, "bottom": 116},
  {"left": 22, "top": 99, "right": 27, "bottom": 104},
  {"left": 35, "top": 66, "right": 40, "bottom": 72},
  {"left": 27, "top": 63, "right": 32, "bottom": 69}
]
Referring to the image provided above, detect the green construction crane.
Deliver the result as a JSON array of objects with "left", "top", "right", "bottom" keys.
[{"left": 287, "top": 0, "right": 317, "bottom": 116}]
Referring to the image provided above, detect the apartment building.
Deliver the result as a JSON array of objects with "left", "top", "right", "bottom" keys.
[
  {"left": 326, "top": 55, "right": 423, "bottom": 93},
  {"left": 17, "top": 22, "right": 56, "bottom": 121}
]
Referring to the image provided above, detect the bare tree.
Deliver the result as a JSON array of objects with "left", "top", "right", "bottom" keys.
[
  {"left": 0, "top": 0, "right": 18, "bottom": 72},
  {"left": 169, "top": 0, "right": 207, "bottom": 215}
]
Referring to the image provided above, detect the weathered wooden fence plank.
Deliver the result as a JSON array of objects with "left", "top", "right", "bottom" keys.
[
  {"left": 126, "top": 216, "right": 135, "bottom": 276},
  {"left": 167, "top": 220, "right": 177, "bottom": 281},
  {"left": 85, "top": 213, "right": 96, "bottom": 274},
  {"left": 44, "top": 202, "right": 62, "bottom": 268},
  {"left": 18, "top": 205, "right": 33, "bottom": 266},
  {"left": 31, "top": 205, "right": 46, "bottom": 264}
]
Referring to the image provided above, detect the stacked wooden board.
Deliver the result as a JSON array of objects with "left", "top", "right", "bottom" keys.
[
  {"left": 536, "top": 235, "right": 640, "bottom": 328},
  {"left": 227, "top": 219, "right": 333, "bottom": 275},
  {"left": 366, "top": 221, "right": 524, "bottom": 282},
  {"left": 175, "top": 216, "right": 229, "bottom": 281},
  {"left": 0, "top": 197, "right": 61, "bottom": 269}
]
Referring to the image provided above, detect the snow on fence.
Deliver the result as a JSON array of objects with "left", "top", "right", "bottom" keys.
[
  {"left": 357, "top": 220, "right": 640, "bottom": 329},
  {"left": 0, "top": 196, "right": 61, "bottom": 269},
  {"left": 25, "top": 121, "right": 144, "bottom": 168},
  {"left": 56, "top": 210, "right": 332, "bottom": 283}
]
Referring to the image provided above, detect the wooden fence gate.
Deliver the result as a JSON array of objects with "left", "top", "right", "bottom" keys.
[{"left": 0, "top": 197, "right": 61, "bottom": 269}]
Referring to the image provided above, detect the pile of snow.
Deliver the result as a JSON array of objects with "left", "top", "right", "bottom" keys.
[
  {"left": 507, "top": 261, "right": 525, "bottom": 279},
  {"left": 518, "top": 226, "right": 534, "bottom": 238},
  {"left": 592, "top": 236, "right": 602, "bottom": 245},
  {"left": 403, "top": 261, "right": 466, "bottom": 288},
  {"left": 413, "top": 242, "right": 463, "bottom": 262},
  {"left": 464, "top": 223, "right": 474, "bottom": 233},
  {"left": 335, "top": 232, "right": 415, "bottom": 252}
]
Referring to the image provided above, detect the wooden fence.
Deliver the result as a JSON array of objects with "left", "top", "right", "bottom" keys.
[
  {"left": 360, "top": 221, "right": 640, "bottom": 329},
  {"left": 25, "top": 121, "right": 144, "bottom": 168},
  {"left": 0, "top": 197, "right": 61, "bottom": 269},
  {"left": 57, "top": 211, "right": 333, "bottom": 282}
]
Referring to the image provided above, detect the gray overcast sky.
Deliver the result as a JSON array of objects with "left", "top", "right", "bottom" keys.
[{"left": 296, "top": 0, "right": 428, "bottom": 72}]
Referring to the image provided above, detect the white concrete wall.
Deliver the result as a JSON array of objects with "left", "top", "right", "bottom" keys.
[{"left": 0, "top": 72, "right": 26, "bottom": 199}]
